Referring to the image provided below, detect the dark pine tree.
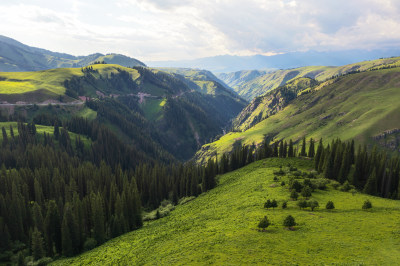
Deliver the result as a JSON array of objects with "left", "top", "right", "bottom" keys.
[
  {"left": 308, "top": 138, "right": 315, "bottom": 158},
  {"left": 314, "top": 139, "right": 323, "bottom": 170},
  {"left": 288, "top": 139, "right": 294, "bottom": 157},
  {"left": 300, "top": 137, "right": 307, "bottom": 157}
]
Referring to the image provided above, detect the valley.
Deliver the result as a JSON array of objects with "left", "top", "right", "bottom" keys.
[{"left": 0, "top": 34, "right": 400, "bottom": 266}]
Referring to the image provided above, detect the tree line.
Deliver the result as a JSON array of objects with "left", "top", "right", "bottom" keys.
[{"left": 216, "top": 136, "right": 400, "bottom": 199}]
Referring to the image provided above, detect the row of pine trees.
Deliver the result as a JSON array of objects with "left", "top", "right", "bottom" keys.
[{"left": 217, "top": 136, "right": 400, "bottom": 198}]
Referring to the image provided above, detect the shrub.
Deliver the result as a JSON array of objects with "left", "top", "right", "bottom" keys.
[
  {"left": 283, "top": 215, "right": 296, "bottom": 228},
  {"left": 301, "top": 186, "right": 312, "bottom": 199},
  {"left": 273, "top": 169, "right": 286, "bottom": 176},
  {"left": 311, "top": 178, "right": 329, "bottom": 190},
  {"left": 83, "top": 238, "right": 97, "bottom": 251},
  {"left": 290, "top": 180, "right": 303, "bottom": 192},
  {"left": 281, "top": 181, "right": 286, "bottom": 186},
  {"left": 290, "top": 190, "right": 299, "bottom": 200},
  {"left": 264, "top": 199, "right": 271, "bottom": 209},
  {"left": 282, "top": 201, "right": 287, "bottom": 209},
  {"left": 308, "top": 200, "right": 319, "bottom": 211},
  {"left": 273, "top": 176, "right": 279, "bottom": 182},
  {"left": 326, "top": 200, "right": 335, "bottom": 209},
  {"left": 340, "top": 181, "right": 353, "bottom": 192},
  {"left": 291, "top": 171, "right": 302, "bottom": 178},
  {"left": 258, "top": 216, "right": 270, "bottom": 231},
  {"left": 297, "top": 199, "right": 308, "bottom": 209},
  {"left": 303, "top": 178, "right": 312, "bottom": 188},
  {"left": 271, "top": 199, "right": 278, "bottom": 209},
  {"left": 34, "top": 257, "right": 53, "bottom": 266},
  {"left": 350, "top": 189, "right": 357, "bottom": 196},
  {"left": 331, "top": 180, "right": 341, "bottom": 190},
  {"left": 362, "top": 200, "right": 372, "bottom": 209}
]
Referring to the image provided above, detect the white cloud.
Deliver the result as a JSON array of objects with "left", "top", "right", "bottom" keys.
[{"left": 0, "top": 0, "right": 399, "bottom": 61}]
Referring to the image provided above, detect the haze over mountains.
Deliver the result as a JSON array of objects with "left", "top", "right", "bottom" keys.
[
  {"left": 2, "top": 35, "right": 400, "bottom": 75},
  {"left": 149, "top": 49, "right": 400, "bottom": 73}
]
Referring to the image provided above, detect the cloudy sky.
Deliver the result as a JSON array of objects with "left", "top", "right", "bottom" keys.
[{"left": 1, "top": 0, "right": 400, "bottom": 61}]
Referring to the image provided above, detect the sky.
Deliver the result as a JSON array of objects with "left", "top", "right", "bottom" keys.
[{"left": 1, "top": 0, "right": 400, "bottom": 61}]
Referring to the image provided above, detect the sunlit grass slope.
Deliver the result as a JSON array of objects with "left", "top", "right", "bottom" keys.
[
  {"left": 0, "top": 64, "right": 140, "bottom": 102},
  {"left": 0, "top": 121, "right": 92, "bottom": 147},
  {"left": 54, "top": 158, "right": 400, "bottom": 265},
  {"left": 196, "top": 68, "right": 400, "bottom": 163},
  {"left": 225, "top": 56, "right": 400, "bottom": 100}
]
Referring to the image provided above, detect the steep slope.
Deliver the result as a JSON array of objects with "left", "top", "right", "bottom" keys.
[
  {"left": 156, "top": 67, "right": 243, "bottom": 100},
  {"left": 195, "top": 67, "right": 400, "bottom": 163},
  {"left": 233, "top": 77, "right": 318, "bottom": 130},
  {"left": 223, "top": 56, "right": 400, "bottom": 101},
  {"left": 0, "top": 35, "right": 145, "bottom": 72},
  {"left": 54, "top": 158, "right": 400, "bottom": 265},
  {"left": 217, "top": 69, "right": 271, "bottom": 93},
  {"left": 0, "top": 64, "right": 244, "bottom": 160}
]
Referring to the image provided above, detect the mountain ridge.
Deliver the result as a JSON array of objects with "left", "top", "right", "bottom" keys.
[
  {"left": 219, "top": 56, "right": 400, "bottom": 101},
  {"left": 148, "top": 49, "right": 400, "bottom": 73},
  {"left": 0, "top": 35, "right": 146, "bottom": 72}
]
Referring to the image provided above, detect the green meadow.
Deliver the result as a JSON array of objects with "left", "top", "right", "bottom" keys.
[{"left": 53, "top": 158, "right": 400, "bottom": 265}]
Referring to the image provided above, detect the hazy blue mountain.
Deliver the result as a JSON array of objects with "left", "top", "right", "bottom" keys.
[{"left": 148, "top": 49, "right": 400, "bottom": 73}]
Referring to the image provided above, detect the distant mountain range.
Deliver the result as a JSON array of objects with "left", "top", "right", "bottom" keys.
[
  {"left": 0, "top": 35, "right": 145, "bottom": 72},
  {"left": 149, "top": 49, "right": 400, "bottom": 73}
]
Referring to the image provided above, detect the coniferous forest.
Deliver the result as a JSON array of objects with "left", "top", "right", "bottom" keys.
[{"left": 0, "top": 118, "right": 217, "bottom": 262}]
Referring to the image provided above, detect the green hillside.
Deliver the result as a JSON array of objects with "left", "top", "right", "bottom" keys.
[
  {"left": 0, "top": 64, "right": 245, "bottom": 160},
  {"left": 156, "top": 67, "right": 246, "bottom": 102},
  {"left": 0, "top": 64, "right": 141, "bottom": 102},
  {"left": 220, "top": 57, "right": 400, "bottom": 101},
  {"left": 54, "top": 157, "right": 400, "bottom": 265},
  {"left": 217, "top": 69, "right": 272, "bottom": 92},
  {"left": 195, "top": 67, "right": 400, "bottom": 163}
]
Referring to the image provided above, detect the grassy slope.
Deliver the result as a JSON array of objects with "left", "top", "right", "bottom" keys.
[
  {"left": 232, "top": 77, "right": 316, "bottom": 130},
  {"left": 140, "top": 98, "right": 164, "bottom": 121},
  {"left": 87, "top": 54, "right": 146, "bottom": 67},
  {"left": 196, "top": 68, "right": 400, "bottom": 163},
  {"left": 53, "top": 158, "right": 400, "bottom": 265},
  {"left": 155, "top": 67, "right": 244, "bottom": 99},
  {"left": 217, "top": 69, "right": 270, "bottom": 92},
  {"left": 0, "top": 121, "right": 92, "bottom": 147},
  {"left": 0, "top": 64, "right": 140, "bottom": 101},
  {"left": 227, "top": 57, "right": 400, "bottom": 101}
]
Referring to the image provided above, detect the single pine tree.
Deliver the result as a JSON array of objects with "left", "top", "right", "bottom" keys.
[
  {"left": 283, "top": 215, "right": 296, "bottom": 228},
  {"left": 326, "top": 201, "right": 335, "bottom": 210},
  {"left": 258, "top": 216, "right": 270, "bottom": 231},
  {"left": 308, "top": 138, "right": 315, "bottom": 158},
  {"left": 300, "top": 137, "right": 307, "bottom": 156}
]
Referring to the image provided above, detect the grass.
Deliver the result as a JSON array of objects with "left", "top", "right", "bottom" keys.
[
  {"left": 224, "top": 57, "right": 400, "bottom": 100},
  {"left": 140, "top": 98, "right": 164, "bottom": 121},
  {"left": 0, "top": 121, "right": 92, "bottom": 148},
  {"left": 0, "top": 64, "right": 140, "bottom": 102},
  {"left": 53, "top": 157, "right": 400, "bottom": 265},
  {"left": 196, "top": 68, "right": 400, "bottom": 163},
  {"left": 76, "top": 107, "right": 97, "bottom": 120}
]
